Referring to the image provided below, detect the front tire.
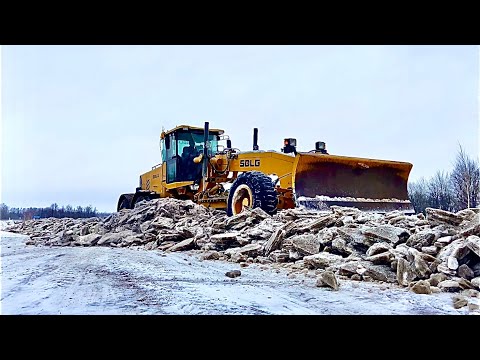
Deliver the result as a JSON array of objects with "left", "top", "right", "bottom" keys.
[{"left": 227, "top": 171, "right": 278, "bottom": 216}]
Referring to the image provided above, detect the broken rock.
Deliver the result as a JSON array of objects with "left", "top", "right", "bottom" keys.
[
  {"left": 366, "top": 250, "right": 393, "bottom": 265},
  {"left": 452, "top": 295, "right": 468, "bottom": 309},
  {"left": 397, "top": 258, "right": 417, "bottom": 286},
  {"left": 264, "top": 228, "right": 285, "bottom": 255},
  {"left": 291, "top": 234, "right": 320, "bottom": 256},
  {"left": 97, "top": 230, "right": 133, "bottom": 246},
  {"left": 410, "top": 280, "right": 432, "bottom": 295},
  {"left": 338, "top": 261, "right": 366, "bottom": 277},
  {"left": 202, "top": 251, "right": 221, "bottom": 260},
  {"left": 429, "top": 273, "right": 448, "bottom": 287},
  {"left": 363, "top": 225, "right": 410, "bottom": 246},
  {"left": 406, "top": 230, "right": 436, "bottom": 250},
  {"left": 425, "top": 207, "right": 463, "bottom": 226},
  {"left": 471, "top": 277, "right": 480, "bottom": 290},
  {"left": 268, "top": 250, "right": 289, "bottom": 263},
  {"left": 228, "top": 243, "right": 263, "bottom": 257},
  {"left": 74, "top": 233, "right": 101, "bottom": 246},
  {"left": 303, "top": 253, "right": 344, "bottom": 269},
  {"left": 362, "top": 264, "right": 397, "bottom": 283},
  {"left": 438, "top": 280, "right": 462, "bottom": 293},
  {"left": 366, "top": 242, "right": 393, "bottom": 257},
  {"left": 458, "top": 264, "right": 475, "bottom": 280},
  {"left": 225, "top": 270, "right": 241, "bottom": 278},
  {"left": 210, "top": 232, "right": 239, "bottom": 248},
  {"left": 447, "top": 256, "right": 459, "bottom": 270},
  {"left": 168, "top": 238, "right": 195, "bottom": 252},
  {"left": 466, "top": 235, "right": 480, "bottom": 258},
  {"left": 316, "top": 271, "right": 339, "bottom": 290}
]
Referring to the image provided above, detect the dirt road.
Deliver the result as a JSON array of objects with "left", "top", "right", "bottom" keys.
[{"left": 0, "top": 231, "right": 470, "bottom": 315}]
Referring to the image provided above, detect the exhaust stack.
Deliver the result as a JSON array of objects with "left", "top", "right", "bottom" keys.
[{"left": 253, "top": 128, "right": 259, "bottom": 150}]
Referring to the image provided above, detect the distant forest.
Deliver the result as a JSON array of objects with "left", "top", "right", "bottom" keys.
[
  {"left": 0, "top": 203, "right": 111, "bottom": 220},
  {"left": 408, "top": 145, "right": 479, "bottom": 214}
]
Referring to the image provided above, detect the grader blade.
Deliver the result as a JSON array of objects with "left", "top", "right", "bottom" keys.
[{"left": 292, "top": 153, "right": 414, "bottom": 213}]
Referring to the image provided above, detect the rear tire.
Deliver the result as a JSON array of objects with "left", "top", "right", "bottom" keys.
[{"left": 227, "top": 171, "right": 278, "bottom": 216}]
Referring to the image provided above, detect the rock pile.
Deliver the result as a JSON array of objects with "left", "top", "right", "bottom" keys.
[{"left": 5, "top": 198, "right": 480, "bottom": 308}]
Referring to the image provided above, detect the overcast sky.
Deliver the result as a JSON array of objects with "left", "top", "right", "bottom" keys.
[{"left": 1, "top": 45, "right": 479, "bottom": 212}]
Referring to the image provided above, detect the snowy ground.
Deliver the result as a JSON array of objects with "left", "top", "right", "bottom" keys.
[{"left": 0, "top": 231, "right": 472, "bottom": 315}]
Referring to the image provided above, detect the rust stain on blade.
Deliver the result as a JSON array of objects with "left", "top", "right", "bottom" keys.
[{"left": 293, "top": 153, "right": 413, "bottom": 201}]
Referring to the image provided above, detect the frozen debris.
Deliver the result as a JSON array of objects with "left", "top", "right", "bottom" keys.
[
  {"left": 466, "top": 235, "right": 480, "bottom": 257},
  {"left": 225, "top": 243, "right": 263, "bottom": 258},
  {"left": 337, "top": 228, "right": 372, "bottom": 250},
  {"left": 297, "top": 214, "right": 337, "bottom": 232},
  {"left": 429, "top": 273, "right": 448, "bottom": 287},
  {"left": 362, "top": 264, "right": 397, "bottom": 283},
  {"left": 210, "top": 233, "right": 239, "bottom": 247},
  {"left": 202, "top": 251, "right": 221, "bottom": 260},
  {"left": 264, "top": 226, "right": 286, "bottom": 256},
  {"left": 316, "top": 271, "right": 339, "bottom": 291},
  {"left": 410, "top": 280, "right": 432, "bottom": 295},
  {"left": 73, "top": 233, "right": 102, "bottom": 246},
  {"left": 456, "top": 209, "right": 477, "bottom": 222},
  {"left": 168, "top": 238, "right": 195, "bottom": 252},
  {"left": 303, "top": 253, "right": 344, "bottom": 269},
  {"left": 225, "top": 270, "right": 241, "bottom": 278},
  {"left": 452, "top": 295, "right": 468, "bottom": 309},
  {"left": 458, "top": 278, "right": 476, "bottom": 290},
  {"left": 396, "top": 258, "right": 417, "bottom": 286},
  {"left": 338, "top": 261, "right": 369, "bottom": 277},
  {"left": 434, "top": 236, "right": 453, "bottom": 247},
  {"left": 421, "top": 246, "right": 438, "bottom": 256},
  {"left": 365, "top": 251, "right": 393, "bottom": 265},
  {"left": 457, "top": 264, "right": 474, "bottom": 280},
  {"left": 97, "top": 230, "right": 135, "bottom": 246},
  {"left": 447, "top": 256, "right": 459, "bottom": 271},
  {"left": 363, "top": 225, "right": 410, "bottom": 246},
  {"left": 471, "top": 277, "right": 480, "bottom": 290},
  {"left": 268, "top": 250, "right": 289, "bottom": 263},
  {"left": 425, "top": 207, "right": 464, "bottom": 226},
  {"left": 290, "top": 234, "right": 321, "bottom": 256},
  {"left": 438, "top": 280, "right": 462, "bottom": 293},
  {"left": 7, "top": 197, "right": 480, "bottom": 294},
  {"left": 406, "top": 230, "right": 436, "bottom": 250},
  {"left": 331, "top": 238, "right": 352, "bottom": 256},
  {"left": 366, "top": 242, "right": 392, "bottom": 257}
]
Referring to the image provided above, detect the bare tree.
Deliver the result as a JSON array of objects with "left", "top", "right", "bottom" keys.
[
  {"left": 408, "top": 178, "right": 429, "bottom": 214},
  {"left": 451, "top": 145, "right": 480, "bottom": 209},
  {"left": 427, "top": 170, "right": 454, "bottom": 211},
  {"left": 0, "top": 203, "right": 9, "bottom": 220}
]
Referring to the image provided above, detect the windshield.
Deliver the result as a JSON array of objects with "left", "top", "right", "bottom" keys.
[{"left": 176, "top": 131, "right": 218, "bottom": 158}]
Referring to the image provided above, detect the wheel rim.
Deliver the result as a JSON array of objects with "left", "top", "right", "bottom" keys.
[{"left": 232, "top": 184, "right": 253, "bottom": 215}]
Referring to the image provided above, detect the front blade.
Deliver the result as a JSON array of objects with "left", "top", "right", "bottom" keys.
[{"left": 293, "top": 152, "right": 414, "bottom": 213}]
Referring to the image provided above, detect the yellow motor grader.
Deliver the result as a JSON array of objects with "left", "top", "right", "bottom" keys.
[{"left": 117, "top": 122, "right": 414, "bottom": 215}]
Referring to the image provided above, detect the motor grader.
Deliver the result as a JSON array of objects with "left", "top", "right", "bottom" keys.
[{"left": 117, "top": 122, "right": 414, "bottom": 215}]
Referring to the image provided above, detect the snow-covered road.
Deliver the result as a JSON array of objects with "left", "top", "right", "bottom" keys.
[{"left": 0, "top": 231, "right": 469, "bottom": 315}]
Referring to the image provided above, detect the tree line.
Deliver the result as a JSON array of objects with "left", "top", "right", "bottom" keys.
[
  {"left": 0, "top": 203, "right": 111, "bottom": 220},
  {"left": 408, "top": 145, "right": 480, "bottom": 214}
]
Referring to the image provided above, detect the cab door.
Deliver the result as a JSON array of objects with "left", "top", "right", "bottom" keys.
[{"left": 165, "top": 133, "right": 178, "bottom": 183}]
